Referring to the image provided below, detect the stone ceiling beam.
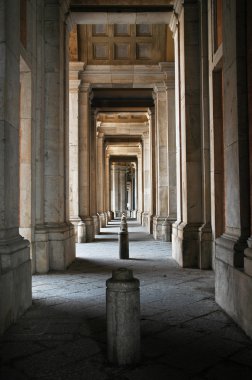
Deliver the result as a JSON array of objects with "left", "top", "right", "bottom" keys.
[{"left": 70, "top": 12, "right": 172, "bottom": 25}]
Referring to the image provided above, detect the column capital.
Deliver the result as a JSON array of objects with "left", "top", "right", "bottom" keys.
[
  {"left": 154, "top": 82, "right": 167, "bottom": 94},
  {"left": 79, "top": 81, "right": 91, "bottom": 93},
  {"left": 69, "top": 61, "right": 85, "bottom": 81},
  {"left": 69, "top": 79, "right": 81, "bottom": 93},
  {"left": 169, "top": 11, "right": 179, "bottom": 36},
  {"left": 159, "top": 63, "right": 175, "bottom": 89},
  {"left": 142, "top": 130, "right": 150, "bottom": 139},
  {"left": 174, "top": 0, "right": 184, "bottom": 16},
  {"left": 148, "top": 106, "right": 155, "bottom": 118},
  {"left": 97, "top": 131, "right": 104, "bottom": 139}
]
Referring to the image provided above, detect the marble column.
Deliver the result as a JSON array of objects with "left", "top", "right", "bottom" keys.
[
  {"left": 69, "top": 64, "right": 83, "bottom": 240},
  {"left": 19, "top": 66, "right": 32, "bottom": 258},
  {"left": 198, "top": 0, "right": 212, "bottom": 269},
  {"left": 244, "top": 0, "right": 252, "bottom": 276},
  {"left": 212, "top": 0, "right": 251, "bottom": 338},
  {"left": 149, "top": 108, "right": 156, "bottom": 224},
  {"left": 97, "top": 131, "right": 106, "bottom": 227},
  {"left": 215, "top": 0, "right": 250, "bottom": 268},
  {"left": 90, "top": 109, "right": 99, "bottom": 235},
  {"left": 171, "top": 0, "right": 204, "bottom": 267},
  {"left": 119, "top": 166, "right": 127, "bottom": 214},
  {"left": 111, "top": 163, "right": 120, "bottom": 216},
  {"left": 105, "top": 152, "right": 110, "bottom": 215},
  {"left": 79, "top": 81, "right": 94, "bottom": 241},
  {"left": 110, "top": 163, "right": 115, "bottom": 213},
  {"left": 0, "top": 0, "right": 31, "bottom": 334},
  {"left": 137, "top": 153, "right": 143, "bottom": 223},
  {"left": 142, "top": 131, "right": 152, "bottom": 232},
  {"left": 34, "top": 0, "right": 75, "bottom": 272},
  {"left": 153, "top": 81, "right": 176, "bottom": 240}
]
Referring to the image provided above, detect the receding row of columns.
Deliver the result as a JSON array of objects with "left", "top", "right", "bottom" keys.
[{"left": 68, "top": 70, "right": 177, "bottom": 244}]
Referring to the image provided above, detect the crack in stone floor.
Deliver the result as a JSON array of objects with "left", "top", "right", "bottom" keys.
[{"left": 0, "top": 220, "right": 252, "bottom": 379}]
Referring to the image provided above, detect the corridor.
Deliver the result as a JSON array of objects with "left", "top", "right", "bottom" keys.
[{"left": 0, "top": 221, "right": 252, "bottom": 379}]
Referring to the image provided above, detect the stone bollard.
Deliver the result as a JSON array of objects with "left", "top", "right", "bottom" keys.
[
  {"left": 120, "top": 217, "right": 128, "bottom": 232},
  {"left": 162, "top": 218, "right": 170, "bottom": 242},
  {"left": 118, "top": 218, "right": 129, "bottom": 259},
  {"left": 77, "top": 221, "right": 86, "bottom": 243},
  {"left": 106, "top": 268, "right": 140, "bottom": 366}
]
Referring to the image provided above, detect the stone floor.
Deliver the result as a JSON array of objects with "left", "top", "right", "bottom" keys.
[{"left": 1, "top": 220, "right": 252, "bottom": 380}]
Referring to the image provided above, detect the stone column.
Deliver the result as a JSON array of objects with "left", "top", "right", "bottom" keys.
[
  {"left": 153, "top": 80, "right": 176, "bottom": 239},
  {"left": 110, "top": 163, "right": 115, "bottom": 213},
  {"left": 79, "top": 81, "right": 94, "bottom": 241},
  {"left": 142, "top": 131, "right": 152, "bottom": 232},
  {"left": 132, "top": 164, "right": 137, "bottom": 216},
  {"left": 34, "top": 0, "right": 75, "bottom": 272},
  {"left": 105, "top": 151, "right": 110, "bottom": 214},
  {"left": 198, "top": 0, "right": 212, "bottom": 268},
  {"left": 171, "top": 0, "right": 204, "bottom": 267},
  {"left": 97, "top": 131, "right": 106, "bottom": 227},
  {"left": 170, "top": 7, "right": 183, "bottom": 238},
  {"left": 111, "top": 163, "right": 120, "bottom": 216},
  {"left": 90, "top": 109, "right": 99, "bottom": 235},
  {"left": 244, "top": 0, "right": 252, "bottom": 276},
  {"left": 148, "top": 108, "right": 156, "bottom": 225},
  {"left": 0, "top": 0, "right": 31, "bottom": 334},
  {"left": 69, "top": 63, "right": 83, "bottom": 240},
  {"left": 215, "top": 0, "right": 250, "bottom": 269},
  {"left": 119, "top": 166, "right": 127, "bottom": 213},
  {"left": 210, "top": 0, "right": 251, "bottom": 338},
  {"left": 137, "top": 152, "right": 143, "bottom": 223}
]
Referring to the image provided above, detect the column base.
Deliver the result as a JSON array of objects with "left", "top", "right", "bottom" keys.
[
  {"left": 19, "top": 226, "right": 35, "bottom": 273},
  {"left": 153, "top": 216, "right": 175, "bottom": 241},
  {"left": 244, "top": 238, "right": 252, "bottom": 276},
  {"left": 92, "top": 215, "right": 100, "bottom": 235},
  {"left": 137, "top": 211, "right": 143, "bottom": 224},
  {"left": 172, "top": 222, "right": 204, "bottom": 267},
  {"left": 84, "top": 217, "right": 95, "bottom": 242},
  {"left": 0, "top": 235, "right": 32, "bottom": 334},
  {"left": 34, "top": 222, "right": 75, "bottom": 273},
  {"left": 107, "top": 211, "right": 114, "bottom": 221},
  {"left": 142, "top": 212, "right": 153, "bottom": 234},
  {"left": 215, "top": 261, "right": 252, "bottom": 340},
  {"left": 70, "top": 216, "right": 82, "bottom": 242},
  {"left": 198, "top": 223, "right": 212, "bottom": 269},
  {"left": 98, "top": 212, "right": 106, "bottom": 228},
  {"left": 215, "top": 233, "right": 247, "bottom": 268}
]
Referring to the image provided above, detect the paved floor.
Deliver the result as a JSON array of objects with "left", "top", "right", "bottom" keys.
[{"left": 1, "top": 220, "right": 252, "bottom": 379}]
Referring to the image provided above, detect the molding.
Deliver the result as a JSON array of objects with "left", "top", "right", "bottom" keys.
[
  {"left": 79, "top": 64, "right": 172, "bottom": 87},
  {"left": 71, "top": 11, "right": 172, "bottom": 25}
]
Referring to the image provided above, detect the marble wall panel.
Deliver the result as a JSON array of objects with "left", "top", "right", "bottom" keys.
[
  {"left": 4, "top": 49, "right": 20, "bottom": 128},
  {"left": 186, "top": 161, "right": 202, "bottom": 223},
  {"left": 224, "top": 142, "right": 240, "bottom": 232},
  {"left": 44, "top": 176, "right": 60, "bottom": 223},
  {"left": 4, "top": 121, "right": 19, "bottom": 232},
  {"left": 0, "top": 43, "right": 5, "bottom": 120},
  {"left": 44, "top": 129, "right": 60, "bottom": 175}
]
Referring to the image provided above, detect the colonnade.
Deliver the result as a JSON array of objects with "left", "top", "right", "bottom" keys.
[
  {"left": 68, "top": 61, "right": 176, "bottom": 242},
  {"left": 1, "top": 0, "right": 252, "bottom": 342}
]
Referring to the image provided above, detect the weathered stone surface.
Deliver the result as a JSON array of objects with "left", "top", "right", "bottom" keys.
[{"left": 106, "top": 268, "right": 140, "bottom": 365}]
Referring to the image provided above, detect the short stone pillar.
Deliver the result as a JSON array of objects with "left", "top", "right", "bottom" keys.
[
  {"left": 106, "top": 268, "right": 140, "bottom": 366},
  {"left": 118, "top": 218, "right": 129, "bottom": 259},
  {"left": 162, "top": 218, "right": 170, "bottom": 242},
  {"left": 77, "top": 221, "right": 86, "bottom": 243}
]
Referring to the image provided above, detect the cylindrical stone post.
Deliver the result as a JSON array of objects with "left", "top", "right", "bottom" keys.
[
  {"left": 119, "top": 219, "right": 129, "bottom": 259},
  {"left": 162, "top": 218, "right": 170, "bottom": 242},
  {"left": 77, "top": 221, "right": 86, "bottom": 243},
  {"left": 106, "top": 268, "right": 140, "bottom": 366}
]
